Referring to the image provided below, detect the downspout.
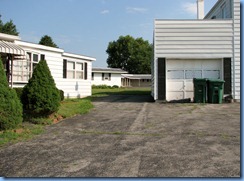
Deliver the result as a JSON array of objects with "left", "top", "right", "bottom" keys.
[
  {"left": 232, "top": 0, "right": 236, "bottom": 100},
  {"left": 153, "top": 23, "right": 158, "bottom": 100}
]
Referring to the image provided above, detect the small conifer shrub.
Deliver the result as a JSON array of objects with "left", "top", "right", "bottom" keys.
[
  {"left": 0, "top": 58, "right": 23, "bottom": 130},
  {"left": 22, "top": 60, "right": 60, "bottom": 116}
]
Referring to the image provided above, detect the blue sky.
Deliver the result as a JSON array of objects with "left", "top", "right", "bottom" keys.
[{"left": 0, "top": 0, "right": 234, "bottom": 67}]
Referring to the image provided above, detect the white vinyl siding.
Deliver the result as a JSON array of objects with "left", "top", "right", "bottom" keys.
[
  {"left": 14, "top": 41, "right": 94, "bottom": 98},
  {"left": 153, "top": 19, "right": 234, "bottom": 101},
  {"left": 92, "top": 72, "right": 123, "bottom": 87},
  {"left": 154, "top": 20, "right": 233, "bottom": 59},
  {"left": 232, "top": 0, "right": 240, "bottom": 100},
  {"left": 153, "top": 0, "right": 240, "bottom": 101}
]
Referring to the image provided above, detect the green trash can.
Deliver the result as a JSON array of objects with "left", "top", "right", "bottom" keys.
[
  {"left": 193, "top": 78, "right": 208, "bottom": 103},
  {"left": 207, "top": 79, "right": 225, "bottom": 104}
]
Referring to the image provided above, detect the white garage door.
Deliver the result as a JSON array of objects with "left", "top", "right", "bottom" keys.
[{"left": 166, "top": 59, "right": 222, "bottom": 101}]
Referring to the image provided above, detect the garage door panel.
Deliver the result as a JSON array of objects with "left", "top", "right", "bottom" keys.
[
  {"left": 185, "top": 92, "right": 194, "bottom": 99},
  {"left": 166, "top": 59, "right": 222, "bottom": 101},
  {"left": 167, "top": 92, "right": 184, "bottom": 100},
  {"left": 167, "top": 60, "right": 185, "bottom": 69},
  {"left": 202, "top": 60, "right": 221, "bottom": 69},
  {"left": 167, "top": 70, "right": 184, "bottom": 79},
  {"left": 184, "top": 60, "right": 202, "bottom": 69},
  {"left": 203, "top": 70, "right": 220, "bottom": 79},
  {"left": 167, "top": 81, "right": 184, "bottom": 91},
  {"left": 185, "top": 81, "right": 194, "bottom": 91},
  {"left": 185, "top": 70, "right": 202, "bottom": 79}
]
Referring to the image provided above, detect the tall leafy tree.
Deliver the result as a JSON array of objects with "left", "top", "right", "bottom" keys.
[
  {"left": 106, "top": 35, "right": 152, "bottom": 74},
  {"left": 39, "top": 35, "right": 58, "bottom": 48},
  {"left": 0, "top": 57, "right": 23, "bottom": 130},
  {"left": 0, "top": 16, "right": 19, "bottom": 36}
]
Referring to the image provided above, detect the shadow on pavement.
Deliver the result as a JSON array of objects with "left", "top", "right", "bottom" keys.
[{"left": 91, "top": 95, "right": 155, "bottom": 103}]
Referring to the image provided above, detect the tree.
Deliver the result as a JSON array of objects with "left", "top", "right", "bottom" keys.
[
  {"left": 106, "top": 35, "right": 152, "bottom": 74},
  {"left": 39, "top": 35, "right": 58, "bottom": 48},
  {"left": 21, "top": 60, "right": 60, "bottom": 117},
  {"left": 0, "top": 57, "right": 22, "bottom": 130},
  {"left": 0, "top": 16, "right": 19, "bottom": 36}
]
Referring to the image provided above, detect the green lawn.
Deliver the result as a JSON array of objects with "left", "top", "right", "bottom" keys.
[
  {"left": 57, "top": 98, "right": 93, "bottom": 118},
  {"left": 0, "top": 123, "right": 44, "bottom": 147}
]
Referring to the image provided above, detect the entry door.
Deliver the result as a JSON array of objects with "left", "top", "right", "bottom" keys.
[{"left": 166, "top": 59, "right": 222, "bottom": 101}]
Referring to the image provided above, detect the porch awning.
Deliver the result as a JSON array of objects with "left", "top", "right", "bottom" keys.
[{"left": 0, "top": 40, "right": 25, "bottom": 55}]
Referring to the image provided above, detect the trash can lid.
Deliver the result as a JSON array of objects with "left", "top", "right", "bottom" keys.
[
  {"left": 208, "top": 79, "right": 225, "bottom": 83},
  {"left": 193, "top": 78, "right": 208, "bottom": 83}
]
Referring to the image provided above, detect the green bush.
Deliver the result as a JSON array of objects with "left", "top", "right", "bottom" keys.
[
  {"left": 14, "top": 88, "right": 23, "bottom": 100},
  {"left": 0, "top": 59, "right": 23, "bottom": 130},
  {"left": 59, "top": 89, "right": 64, "bottom": 101},
  {"left": 22, "top": 60, "right": 60, "bottom": 117},
  {"left": 92, "top": 85, "right": 119, "bottom": 89},
  {"left": 112, "top": 85, "right": 119, "bottom": 89}
]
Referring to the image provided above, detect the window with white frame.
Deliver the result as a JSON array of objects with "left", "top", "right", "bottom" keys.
[
  {"left": 32, "top": 53, "right": 39, "bottom": 70},
  {"left": 67, "top": 61, "right": 75, "bottom": 79},
  {"left": 12, "top": 52, "right": 44, "bottom": 82},
  {"left": 64, "top": 60, "right": 85, "bottom": 80},
  {"left": 76, "top": 63, "right": 84, "bottom": 79}
]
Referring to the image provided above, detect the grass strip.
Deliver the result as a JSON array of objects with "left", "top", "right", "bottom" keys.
[
  {"left": 80, "top": 130, "right": 162, "bottom": 137},
  {"left": 0, "top": 124, "right": 44, "bottom": 147}
]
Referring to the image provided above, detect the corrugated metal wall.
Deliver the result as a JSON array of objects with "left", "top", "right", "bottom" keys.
[{"left": 154, "top": 20, "right": 233, "bottom": 59}]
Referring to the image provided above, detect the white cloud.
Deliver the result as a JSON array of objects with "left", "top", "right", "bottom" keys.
[
  {"left": 126, "top": 7, "right": 148, "bottom": 14},
  {"left": 182, "top": 2, "right": 197, "bottom": 15},
  {"left": 101, "top": 10, "right": 110, "bottom": 14}
]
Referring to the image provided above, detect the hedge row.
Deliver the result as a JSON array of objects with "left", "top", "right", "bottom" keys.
[{"left": 92, "top": 85, "right": 120, "bottom": 89}]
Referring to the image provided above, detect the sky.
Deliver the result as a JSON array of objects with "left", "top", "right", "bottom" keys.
[{"left": 0, "top": 0, "right": 235, "bottom": 67}]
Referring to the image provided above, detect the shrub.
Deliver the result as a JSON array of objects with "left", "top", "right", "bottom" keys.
[
  {"left": 14, "top": 88, "right": 23, "bottom": 100},
  {"left": 112, "top": 85, "right": 119, "bottom": 89},
  {"left": 22, "top": 60, "right": 60, "bottom": 117},
  {"left": 59, "top": 89, "right": 64, "bottom": 101},
  {"left": 0, "top": 59, "right": 23, "bottom": 130},
  {"left": 92, "top": 85, "right": 119, "bottom": 89}
]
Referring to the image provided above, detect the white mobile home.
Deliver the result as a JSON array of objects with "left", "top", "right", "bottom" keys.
[
  {"left": 121, "top": 74, "right": 151, "bottom": 87},
  {"left": 92, "top": 68, "right": 127, "bottom": 87},
  {"left": 0, "top": 33, "right": 95, "bottom": 98},
  {"left": 152, "top": 0, "right": 240, "bottom": 102}
]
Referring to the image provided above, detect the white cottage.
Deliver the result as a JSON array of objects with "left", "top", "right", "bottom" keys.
[
  {"left": 121, "top": 74, "right": 151, "bottom": 87},
  {"left": 92, "top": 68, "right": 127, "bottom": 87},
  {"left": 152, "top": 0, "right": 240, "bottom": 102},
  {"left": 0, "top": 33, "right": 95, "bottom": 98}
]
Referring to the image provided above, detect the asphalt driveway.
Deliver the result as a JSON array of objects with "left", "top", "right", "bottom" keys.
[{"left": 0, "top": 95, "right": 240, "bottom": 177}]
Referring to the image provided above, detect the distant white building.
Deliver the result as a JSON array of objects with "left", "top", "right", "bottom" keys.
[
  {"left": 92, "top": 68, "right": 127, "bottom": 87},
  {"left": 121, "top": 74, "right": 151, "bottom": 87},
  {"left": 0, "top": 33, "right": 95, "bottom": 98}
]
